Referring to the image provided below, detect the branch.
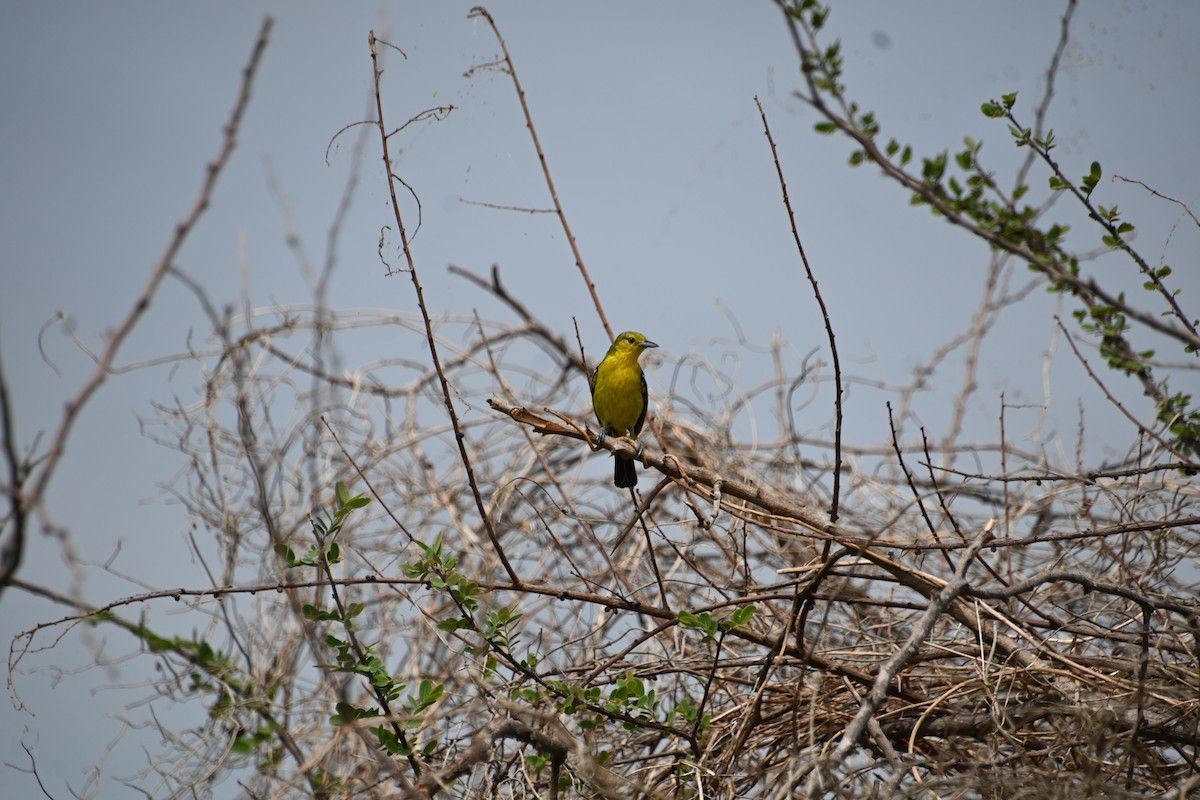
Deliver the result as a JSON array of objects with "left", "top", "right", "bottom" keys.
[
  {"left": 368, "top": 31, "right": 521, "bottom": 586},
  {"left": 487, "top": 397, "right": 830, "bottom": 534},
  {"left": 467, "top": 7, "right": 612, "bottom": 341},
  {"left": 755, "top": 96, "right": 844, "bottom": 522}
]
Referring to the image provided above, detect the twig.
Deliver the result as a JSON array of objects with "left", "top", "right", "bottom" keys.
[
  {"left": 467, "top": 7, "right": 612, "bottom": 341},
  {"left": 886, "top": 402, "right": 939, "bottom": 542},
  {"left": 755, "top": 96, "right": 844, "bottom": 521},
  {"left": 1113, "top": 174, "right": 1200, "bottom": 229},
  {"left": 1055, "top": 317, "right": 1186, "bottom": 461},
  {"left": 368, "top": 31, "right": 521, "bottom": 585}
]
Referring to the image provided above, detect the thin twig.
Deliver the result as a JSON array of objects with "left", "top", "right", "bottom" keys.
[
  {"left": 467, "top": 7, "right": 612, "bottom": 341},
  {"left": 755, "top": 96, "right": 844, "bottom": 521},
  {"left": 368, "top": 31, "right": 521, "bottom": 585}
]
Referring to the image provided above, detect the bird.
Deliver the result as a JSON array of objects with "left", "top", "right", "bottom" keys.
[{"left": 591, "top": 331, "right": 658, "bottom": 488}]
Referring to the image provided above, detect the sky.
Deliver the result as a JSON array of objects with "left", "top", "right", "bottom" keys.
[{"left": 1, "top": 1, "right": 1197, "bottom": 796}]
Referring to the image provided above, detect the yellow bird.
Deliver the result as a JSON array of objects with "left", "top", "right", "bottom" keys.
[{"left": 591, "top": 331, "right": 657, "bottom": 488}]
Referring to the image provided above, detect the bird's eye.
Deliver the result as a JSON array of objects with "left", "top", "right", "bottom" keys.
[{"left": 626, "top": 336, "right": 635, "bottom": 343}]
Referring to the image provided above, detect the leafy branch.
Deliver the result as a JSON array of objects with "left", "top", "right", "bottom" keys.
[{"left": 785, "top": 0, "right": 1199, "bottom": 463}]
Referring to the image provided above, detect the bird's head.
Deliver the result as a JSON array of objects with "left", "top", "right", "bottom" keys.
[{"left": 607, "top": 331, "right": 658, "bottom": 363}]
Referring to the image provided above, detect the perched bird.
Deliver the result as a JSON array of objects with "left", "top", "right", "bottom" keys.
[{"left": 591, "top": 331, "right": 658, "bottom": 488}]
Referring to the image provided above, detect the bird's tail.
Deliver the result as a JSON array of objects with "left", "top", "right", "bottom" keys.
[{"left": 614, "top": 455, "right": 637, "bottom": 488}]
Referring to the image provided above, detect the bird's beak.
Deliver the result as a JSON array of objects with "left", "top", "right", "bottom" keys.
[{"left": 638, "top": 341, "right": 658, "bottom": 349}]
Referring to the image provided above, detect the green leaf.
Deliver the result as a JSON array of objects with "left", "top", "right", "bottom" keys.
[
  {"left": 275, "top": 543, "right": 297, "bottom": 566},
  {"left": 231, "top": 736, "right": 256, "bottom": 755},
  {"left": 980, "top": 101, "right": 1004, "bottom": 118},
  {"left": 922, "top": 152, "right": 947, "bottom": 183},
  {"left": 437, "top": 617, "right": 473, "bottom": 632},
  {"left": 813, "top": 120, "right": 837, "bottom": 134},
  {"left": 416, "top": 680, "right": 444, "bottom": 710},
  {"left": 1082, "top": 161, "right": 1103, "bottom": 197},
  {"left": 729, "top": 604, "right": 757, "bottom": 627},
  {"left": 1001, "top": 91, "right": 1018, "bottom": 109}
]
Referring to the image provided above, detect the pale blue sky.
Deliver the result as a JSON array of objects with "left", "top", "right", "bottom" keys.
[{"left": 2, "top": 2, "right": 1197, "bottom": 795}]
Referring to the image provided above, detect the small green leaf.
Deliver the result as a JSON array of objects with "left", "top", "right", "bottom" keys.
[
  {"left": 437, "top": 617, "right": 473, "bottom": 632},
  {"left": 275, "top": 543, "right": 297, "bottom": 566},
  {"left": 231, "top": 736, "right": 256, "bottom": 755},
  {"left": 922, "top": 153, "right": 947, "bottom": 183},
  {"left": 980, "top": 101, "right": 1004, "bottom": 118},
  {"left": 729, "top": 604, "right": 757, "bottom": 627},
  {"left": 1082, "top": 161, "right": 1103, "bottom": 197}
]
